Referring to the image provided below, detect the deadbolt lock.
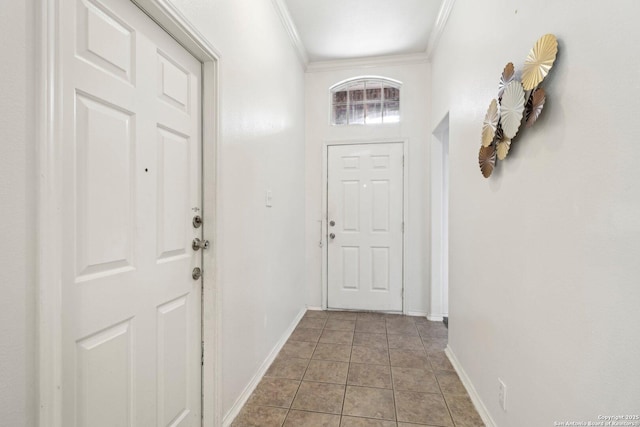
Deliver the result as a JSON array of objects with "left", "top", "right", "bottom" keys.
[
  {"left": 192, "top": 267, "right": 202, "bottom": 280},
  {"left": 193, "top": 215, "right": 203, "bottom": 228},
  {"left": 192, "top": 238, "right": 210, "bottom": 251},
  {"left": 329, "top": 233, "right": 336, "bottom": 239},
  {"left": 329, "top": 220, "right": 335, "bottom": 226}
]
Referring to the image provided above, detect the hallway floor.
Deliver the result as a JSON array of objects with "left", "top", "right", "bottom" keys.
[{"left": 232, "top": 310, "right": 484, "bottom": 427}]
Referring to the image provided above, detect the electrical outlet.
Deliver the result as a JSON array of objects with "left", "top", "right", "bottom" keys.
[{"left": 498, "top": 378, "right": 507, "bottom": 411}]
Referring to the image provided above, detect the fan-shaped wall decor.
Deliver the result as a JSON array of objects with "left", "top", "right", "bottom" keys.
[
  {"left": 479, "top": 144, "right": 497, "bottom": 178},
  {"left": 500, "top": 81, "right": 525, "bottom": 139},
  {"left": 482, "top": 99, "right": 499, "bottom": 147},
  {"left": 496, "top": 138, "right": 511, "bottom": 160},
  {"left": 477, "top": 34, "right": 559, "bottom": 178},
  {"left": 498, "top": 62, "right": 515, "bottom": 100},
  {"left": 525, "top": 87, "right": 546, "bottom": 127},
  {"left": 522, "top": 34, "right": 558, "bottom": 90}
]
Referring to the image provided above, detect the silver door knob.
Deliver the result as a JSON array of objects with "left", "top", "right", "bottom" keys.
[
  {"left": 192, "top": 238, "right": 210, "bottom": 251},
  {"left": 329, "top": 233, "right": 335, "bottom": 239}
]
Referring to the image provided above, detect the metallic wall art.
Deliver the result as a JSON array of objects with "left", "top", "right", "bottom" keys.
[
  {"left": 525, "top": 87, "right": 546, "bottom": 127},
  {"left": 478, "top": 34, "right": 558, "bottom": 178},
  {"left": 479, "top": 145, "right": 496, "bottom": 178},
  {"left": 498, "top": 62, "right": 515, "bottom": 100},
  {"left": 500, "top": 81, "right": 525, "bottom": 139},
  {"left": 522, "top": 34, "right": 558, "bottom": 90},
  {"left": 496, "top": 137, "right": 511, "bottom": 161},
  {"left": 482, "top": 99, "right": 499, "bottom": 147}
]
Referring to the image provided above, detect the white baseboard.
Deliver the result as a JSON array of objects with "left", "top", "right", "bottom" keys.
[
  {"left": 222, "top": 307, "right": 307, "bottom": 427},
  {"left": 445, "top": 346, "right": 497, "bottom": 427},
  {"left": 427, "top": 314, "right": 444, "bottom": 321},
  {"left": 405, "top": 310, "right": 428, "bottom": 318},
  {"left": 305, "top": 305, "right": 323, "bottom": 311}
]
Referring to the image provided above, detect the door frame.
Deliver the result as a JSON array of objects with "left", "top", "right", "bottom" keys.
[
  {"left": 321, "top": 138, "right": 409, "bottom": 313},
  {"left": 430, "top": 113, "right": 449, "bottom": 321},
  {"left": 36, "top": 0, "right": 222, "bottom": 425}
]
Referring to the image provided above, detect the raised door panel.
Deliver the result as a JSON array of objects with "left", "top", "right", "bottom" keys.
[
  {"left": 76, "top": 320, "right": 133, "bottom": 427},
  {"left": 157, "top": 296, "right": 190, "bottom": 427},
  {"left": 371, "top": 180, "right": 390, "bottom": 232},
  {"left": 371, "top": 155, "right": 389, "bottom": 169},
  {"left": 156, "top": 126, "right": 190, "bottom": 263},
  {"left": 157, "top": 50, "right": 190, "bottom": 113},
  {"left": 342, "top": 156, "right": 360, "bottom": 170},
  {"left": 341, "top": 180, "right": 360, "bottom": 232},
  {"left": 75, "top": 93, "right": 135, "bottom": 281},
  {"left": 76, "top": 0, "right": 135, "bottom": 83},
  {"left": 341, "top": 247, "right": 360, "bottom": 290},
  {"left": 371, "top": 247, "right": 390, "bottom": 291}
]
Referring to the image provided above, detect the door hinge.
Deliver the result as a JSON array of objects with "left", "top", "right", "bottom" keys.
[
  {"left": 201, "top": 341, "right": 204, "bottom": 366},
  {"left": 402, "top": 222, "right": 405, "bottom": 233},
  {"left": 402, "top": 156, "right": 405, "bottom": 167}
]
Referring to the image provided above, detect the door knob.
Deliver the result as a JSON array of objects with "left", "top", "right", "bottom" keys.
[
  {"left": 329, "top": 233, "right": 335, "bottom": 239},
  {"left": 192, "top": 238, "right": 210, "bottom": 251}
]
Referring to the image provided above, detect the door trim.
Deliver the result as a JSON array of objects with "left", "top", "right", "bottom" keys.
[
  {"left": 430, "top": 113, "right": 449, "bottom": 321},
  {"left": 36, "top": 1, "right": 222, "bottom": 425},
  {"left": 321, "top": 138, "right": 409, "bottom": 313}
]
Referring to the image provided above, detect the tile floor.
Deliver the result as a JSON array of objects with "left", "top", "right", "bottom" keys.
[{"left": 232, "top": 310, "right": 485, "bottom": 427}]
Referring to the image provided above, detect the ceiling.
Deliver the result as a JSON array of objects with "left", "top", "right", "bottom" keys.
[{"left": 282, "top": 0, "right": 444, "bottom": 63}]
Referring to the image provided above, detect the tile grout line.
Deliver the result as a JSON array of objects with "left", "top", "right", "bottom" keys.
[
  {"left": 280, "top": 313, "right": 323, "bottom": 426},
  {"left": 427, "top": 325, "right": 458, "bottom": 427},
  {"left": 384, "top": 317, "right": 401, "bottom": 425},
  {"left": 338, "top": 320, "right": 354, "bottom": 420}
]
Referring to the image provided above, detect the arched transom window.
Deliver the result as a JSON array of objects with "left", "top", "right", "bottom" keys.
[{"left": 331, "top": 77, "right": 401, "bottom": 125}]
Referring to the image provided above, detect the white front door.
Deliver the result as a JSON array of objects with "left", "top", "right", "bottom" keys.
[
  {"left": 60, "top": 0, "right": 202, "bottom": 425},
  {"left": 327, "top": 143, "right": 404, "bottom": 311}
]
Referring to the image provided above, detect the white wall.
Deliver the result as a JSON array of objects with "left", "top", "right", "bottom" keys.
[
  {"left": 430, "top": 0, "right": 640, "bottom": 425},
  {"left": 0, "top": 1, "right": 36, "bottom": 426},
  {"left": 305, "top": 61, "right": 431, "bottom": 315},
  {"left": 168, "top": 0, "right": 307, "bottom": 418}
]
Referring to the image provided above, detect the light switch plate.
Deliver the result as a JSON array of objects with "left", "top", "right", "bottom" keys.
[{"left": 265, "top": 190, "right": 272, "bottom": 207}]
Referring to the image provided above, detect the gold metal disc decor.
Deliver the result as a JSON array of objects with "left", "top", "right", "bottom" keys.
[
  {"left": 496, "top": 138, "right": 511, "bottom": 160},
  {"left": 477, "top": 34, "right": 559, "bottom": 178},
  {"left": 522, "top": 34, "right": 558, "bottom": 90},
  {"left": 482, "top": 99, "right": 499, "bottom": 147}
]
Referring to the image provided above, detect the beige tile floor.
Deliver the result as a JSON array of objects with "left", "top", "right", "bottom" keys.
[{"left": 232, "top": 311, "right": 485, "bottom": 427}]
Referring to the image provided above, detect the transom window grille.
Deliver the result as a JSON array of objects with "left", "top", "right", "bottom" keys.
[{"left": 331, "top": 77, "right": 401, "bottom": 125}]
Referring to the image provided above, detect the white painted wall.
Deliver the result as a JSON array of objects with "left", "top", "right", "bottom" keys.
[
  {"left": 0, "top": 1, "right": 36, "bottom": 426},
  {"left": 168, "top": 0, "right": 307, "bottom": 418},
  {"left": 430, "top": 0, "right": 640, "bottom": 424},
  {"left": 305, "top": 61, "right": 431, "bottom": 315}
]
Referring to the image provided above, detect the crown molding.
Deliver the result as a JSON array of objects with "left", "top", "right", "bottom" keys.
[
  {"left": 306, "top": 52, "right": 429, "bottom": 73},
  {"left": 426, "top": 0, "right": 456, "bottom": 59},
  {"left": 270, "top": 0, "right": 309, "bottom": 67}
]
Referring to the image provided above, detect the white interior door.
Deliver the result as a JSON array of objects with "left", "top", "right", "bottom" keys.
[
  {"left": 60, "top": 0, "right": 202, "bottom": 425},
  {"left": 327, "top": 143, "right": 404, "bottom": 311}
]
